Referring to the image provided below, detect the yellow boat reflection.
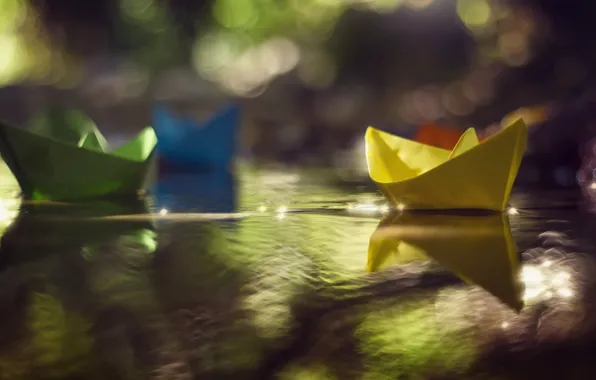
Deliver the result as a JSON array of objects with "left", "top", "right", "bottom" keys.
[
  {"left": 367, "top": 212, "right": 523, "bottom": 311},
  {"left": 365, "top": 119, "right": 527, "bottom": 211}
]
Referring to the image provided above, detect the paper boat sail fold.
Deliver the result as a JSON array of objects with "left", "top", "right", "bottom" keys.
[
  {"left": 29, "top": 107, "right": 109, "bottom": 152},
  {"left": 367, "top": 212, "right": 524, "bottom": 311},
  {"left": 111, "top": 127, "right": 159, "bottom": 162},
  {"left": 0, "top": 108, "right": 157, "bottom": 201},
  {"left": 153, "top": 104, "right": 240, "bottom": 168},
  {"left": 366, "top": 119, "right": 527, "bottom": 211}
]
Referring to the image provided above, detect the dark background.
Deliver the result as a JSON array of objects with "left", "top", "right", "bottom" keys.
[{"left": 2, "top": 0, "right": 596, "bottom": 162}]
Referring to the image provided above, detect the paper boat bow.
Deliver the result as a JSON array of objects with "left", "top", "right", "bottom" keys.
[{"left": 365, "top": 119, "right": 527, "bottom": 211}]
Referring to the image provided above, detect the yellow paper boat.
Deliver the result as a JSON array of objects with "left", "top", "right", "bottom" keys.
[
  {"left": 367, "top": 212, "right": 523, "bottom": 311},
  {"left": 365, "top": 119, "right": 527, "bottom": 211}
]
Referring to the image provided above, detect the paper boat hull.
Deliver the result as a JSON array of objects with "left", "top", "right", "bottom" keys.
[
  {"left": 157, "top": 137, "right": 235, "bottom": 169},
  {"left": 0, "top": 123, "right": 156, "bottom": 201},
  {"left": 368, "top": 121, "right": 527, "bottom": 211}
]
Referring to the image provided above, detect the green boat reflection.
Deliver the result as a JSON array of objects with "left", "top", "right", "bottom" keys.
[{"left": 0, "top": 199, "right": 155, "bottom": 268}]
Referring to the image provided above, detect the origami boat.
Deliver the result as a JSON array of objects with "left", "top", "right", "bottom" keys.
[
  {"left": 0, "top": 108, "right": 157, "bottom": 201},
  {"left": 365, "top": 119, "right": 527, "bottom": 211},
  {"left": 367, "top": 212, "right": 523, "bottom": 311},
  {"left": 152, "top": 104, "right": 240, "bottom": 169}
]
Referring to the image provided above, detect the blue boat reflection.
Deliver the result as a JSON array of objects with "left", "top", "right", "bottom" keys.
[{"left": 153, "top": 170, "right": 236, "bottom": 213}]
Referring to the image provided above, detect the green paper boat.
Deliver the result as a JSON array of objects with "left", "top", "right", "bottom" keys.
[{"left": 0, "top": 107, "right": 158, "bottom": 201}]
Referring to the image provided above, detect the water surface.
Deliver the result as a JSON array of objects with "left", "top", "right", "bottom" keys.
[{"left": 0, "top": 164, "right": 594, "bottom": 380}]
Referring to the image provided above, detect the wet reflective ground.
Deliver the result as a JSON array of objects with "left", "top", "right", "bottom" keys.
[{"left": 0, "top": 164, "right": 596, "bottom": 379}]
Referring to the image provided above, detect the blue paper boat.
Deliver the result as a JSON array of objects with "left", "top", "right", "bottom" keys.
[{"left": 152, "top": 104, "right": 240, "bottom": 170}]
